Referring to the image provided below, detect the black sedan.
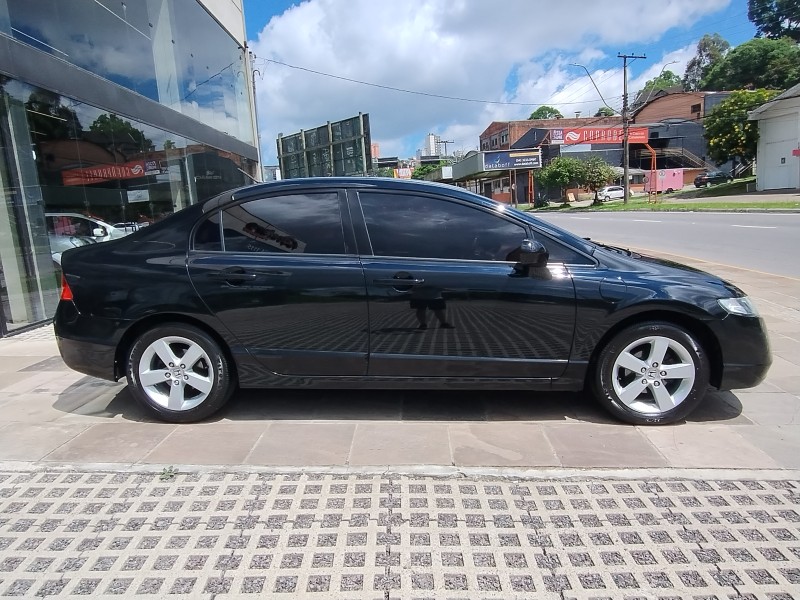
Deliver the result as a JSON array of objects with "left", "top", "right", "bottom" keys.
[
  {"left": 694, "top": 171, "right": 733, "bottom": 187},
  {"left": 54, "top": 178, "right": 770, "bottom": 425}
]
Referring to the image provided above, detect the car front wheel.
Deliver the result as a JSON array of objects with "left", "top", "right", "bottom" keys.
[
  {"left": 592, "top": 321, "right": 709, "bottom": 425},
  {"left": 127, "top": 323, "right": 234, "bottom": 423}
]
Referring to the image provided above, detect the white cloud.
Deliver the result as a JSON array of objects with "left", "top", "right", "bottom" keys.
[{"left": 249, "top": 0, "right": 731, "bottom": 163}]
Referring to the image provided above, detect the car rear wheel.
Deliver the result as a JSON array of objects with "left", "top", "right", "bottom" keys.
[
  {"left": 592, "top": 321, "right": 709, "bottom": 425},
  {"left": 127, "top": 323, "right": 234, "bottom": 423}
]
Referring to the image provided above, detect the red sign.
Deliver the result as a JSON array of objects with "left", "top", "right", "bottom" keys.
[
  {"left": 555, "top": 127, "right": 649, "bottom": 145},
  {"left": 792, "top": 148, "right": 800, "bottom": 157},
  {"left": 62, "top": 160, "right": 147, "bottom": 186}
]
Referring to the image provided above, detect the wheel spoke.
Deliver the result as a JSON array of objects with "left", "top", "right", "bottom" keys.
[
  {"left": 185, "top": 372, "right": 213, "bottom": 395},
  {"left": 616, "top": 351, "right": 648, "bottom": 374},
  {"left": 152, "top": 339, "right": 178, "bottom": 367},
  {"left": 140, "top": 369, "right": 166, "bottom": 388},
  {"left": 167, "top": 382, "right": 184, "bottom": 410},
  {"left": 618, "top": 378, "right": 648, "bottom": 404},
  {"left": 648, "top": 337, "right": 670, "bottom": 366},
  {"left": 661, "top": 362, "right": 695, "bottom": 380},
  {"left": 180, "top": 344, "right": 205, "bottom": 369},
  {"left": 652, "top": 383, "right": 676, "bottom": 412}
]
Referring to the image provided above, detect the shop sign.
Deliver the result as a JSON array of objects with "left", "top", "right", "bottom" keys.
[
  {"left": 62, "top": 160, "right": 147, "bottom": 186},
  {"left": 483, "top": 150, "right": 542, "bottom": 170},
  {"left": 550, "top": 127, "right": 649, "bottom": 145}
]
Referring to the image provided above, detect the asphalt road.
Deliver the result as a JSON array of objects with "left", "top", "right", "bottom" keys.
[{"left": 538, "top": 211, "right": 800, "bottom": 278}]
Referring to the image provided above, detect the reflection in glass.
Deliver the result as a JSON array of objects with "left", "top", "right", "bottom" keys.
[
  {"left": 220, "top": 194, "right": 345, "bottom": 255},
  {"left": 3, "top": 0, "right": 254, "bottom": 145}
]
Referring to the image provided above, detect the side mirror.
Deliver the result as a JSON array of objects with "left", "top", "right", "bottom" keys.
[
  {"left": 92, "top": 227, "right": 106, "bottom": 237},
  {"left": 516, "top": 239, "right": 549, "bottom": 269}
]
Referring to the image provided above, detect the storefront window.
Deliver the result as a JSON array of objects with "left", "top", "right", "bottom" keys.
[{"left": 0, "top": 78, "right": 256, "bottom": 333}]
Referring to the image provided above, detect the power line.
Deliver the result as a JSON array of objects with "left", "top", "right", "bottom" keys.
[{"left": 260, "top": 58, "right": 623, "bottom": 107}]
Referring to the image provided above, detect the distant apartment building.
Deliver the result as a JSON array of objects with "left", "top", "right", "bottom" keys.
[{"left": 276, "top": 113, "right": 372, "bottom": 178}]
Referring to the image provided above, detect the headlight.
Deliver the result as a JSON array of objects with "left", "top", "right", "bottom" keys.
[{"left": 718, "top": 296, "right": 759, "bottom": 317}]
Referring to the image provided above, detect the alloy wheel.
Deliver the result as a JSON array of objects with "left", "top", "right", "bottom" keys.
[
  {"left": 137, "top": 335, "right": 214, "bottom": 411},
  {"left": 610, "top": 335, "right": 696, "bottom": 415}
]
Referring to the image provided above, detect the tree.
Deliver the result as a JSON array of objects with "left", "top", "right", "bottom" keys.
[
  {"left": 634, "top": 70, "right": 683, "bottom": 107},
  {"left": 537, "top": 156, "right": 583, "bottom": 201},
  {"left": 411, "top": 163, "right": 444, "bottom": 180},
  {"left": 748, "top": 0, "right": 800, "bottom": 42},
  {"left": 701, "top": 37, "right": 800, "bottom": 90},
  {"left": 683, "top": 33, "right": 731, "bottom": 91},
  {"left": 25, "top": 90, "right": 83, "bottom": 140},
  {"left": 528, "top": 105, "right": 563, "bottom": 120},
  {"left": 640, "top": 70, "right": 682, "bottom": 94},
  {"left": 594, "top": 106, "right": 616, "bottom": 117},
  {"left": 89, "top": 113, "right": 153, "bottom": 152},
  {"left": 580, "top": 156, "right": 617, "bottom": 205},
  {"left": 704, "top": 88, "right": 779, "bottom": 166}
]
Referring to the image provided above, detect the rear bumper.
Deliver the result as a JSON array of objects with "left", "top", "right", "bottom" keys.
[
  {"left": 54, "top": 300, "right": 124, "bottom": 382},
  {"left": 56, "top": 335, "right": 118, "bottom": 381}
]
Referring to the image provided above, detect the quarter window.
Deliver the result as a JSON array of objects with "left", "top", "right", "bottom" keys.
[{"left": 359, "top": 192, "right": 526, "bottom": 261}]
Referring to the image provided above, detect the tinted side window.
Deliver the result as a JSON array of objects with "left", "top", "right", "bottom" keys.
[
  {"left": 359, "top": 192, "right": 526, "bottom": 261},
  {"left": 220, "top": 193, "right": 346, "bottom": 255}
]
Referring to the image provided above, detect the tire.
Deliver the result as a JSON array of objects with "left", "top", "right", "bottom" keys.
[
  {"left": 591, "top": 321, "right": 710, "bottom": 425},
  {"left": 127, "top": 323, "right": 234, "bottom": 423},
  {"left": 665, "top": 188, "right": 674, "bottom": 194}
]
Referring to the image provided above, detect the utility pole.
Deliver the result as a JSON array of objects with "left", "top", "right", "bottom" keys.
[
  {"left": 619, "top": 53, "right": 646, "bottom": 203},
  {"left": 439, "top": 140, "right": 455, "bottom": 157}
]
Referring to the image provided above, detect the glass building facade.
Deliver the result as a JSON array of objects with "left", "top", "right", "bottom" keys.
[{"left": 0, "top": 0, "right": 259, "bottom": 335}]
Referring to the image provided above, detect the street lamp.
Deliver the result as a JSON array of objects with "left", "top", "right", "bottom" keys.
[
  {"left": 569, "top": 63, "right": 617, "bottom": 115},
  {"left": 639, "top": 60, "right": 679, "bottom": 108}
]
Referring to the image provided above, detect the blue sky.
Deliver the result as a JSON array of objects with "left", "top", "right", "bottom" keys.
[{"left": 243, "top": 1, "right": 757, "bottom": 163}]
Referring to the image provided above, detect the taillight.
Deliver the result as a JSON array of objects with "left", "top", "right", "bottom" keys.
[{"left": 60, "top": 274, "right": 74, "bottom": 301}]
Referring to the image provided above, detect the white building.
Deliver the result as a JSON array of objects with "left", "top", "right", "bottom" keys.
[
  {"left": 424, "top": 133, "right": 441, "bottom": 156},
  {"left": 749, "top": 83, "right": 800, "bottom": 191}
]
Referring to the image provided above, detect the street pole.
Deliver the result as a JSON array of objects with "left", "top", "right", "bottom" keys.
[{"left": 619, "top": 53, "right": 646, "bottom": 204}]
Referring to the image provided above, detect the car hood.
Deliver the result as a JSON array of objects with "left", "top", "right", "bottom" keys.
[{"left": 592, "top": 244, "right": 745, "bottom": 299}]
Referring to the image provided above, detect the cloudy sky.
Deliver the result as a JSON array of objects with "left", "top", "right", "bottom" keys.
[{"left": 244, "top": 0, "right": 756, "bottom": 164}]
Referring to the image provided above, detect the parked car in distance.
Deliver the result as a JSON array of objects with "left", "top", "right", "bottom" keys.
[
  {"left": 694, "top": 171, "right": 732, "bottom": 187},
  {"left": 54, "top": 178, "right": 771, "bottom": 426},
  {"left": 46, "top": 213, "right": 133, "bottom": 243},
  {"left": 597, "top": 185, "right": 625, "bottom": 201},
  {"left": 49, "top": 233, "right": 95, "bottom": 267}
]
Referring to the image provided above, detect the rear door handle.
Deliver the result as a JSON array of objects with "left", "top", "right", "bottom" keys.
[
  {"left": 373, "top": 278, "right": 425, "bottom": 286},
  {"left": 208, "top": 270, "right": 257, "bottom": 282}
]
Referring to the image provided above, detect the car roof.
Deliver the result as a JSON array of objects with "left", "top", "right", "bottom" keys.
[{"left": 202, "top": 177, "right": 501, "bottom": 213}]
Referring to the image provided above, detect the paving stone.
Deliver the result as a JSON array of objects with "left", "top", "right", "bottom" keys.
[{"left": 0, "top": 469, "right": 798, "bottom": 597}]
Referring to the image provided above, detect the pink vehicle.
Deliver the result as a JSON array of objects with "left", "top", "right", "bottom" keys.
[{"left": 644, "top": 168, "right": 683, "bottom": 194}]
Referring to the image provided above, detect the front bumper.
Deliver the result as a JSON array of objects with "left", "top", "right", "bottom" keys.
[{"left": 710, "top": 314, "right": 772, "bottom": 391}]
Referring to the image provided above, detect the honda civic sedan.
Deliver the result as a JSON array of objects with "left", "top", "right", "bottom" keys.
[{"left": 54, "top": 178, "right": 770, "bottom": 425}]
